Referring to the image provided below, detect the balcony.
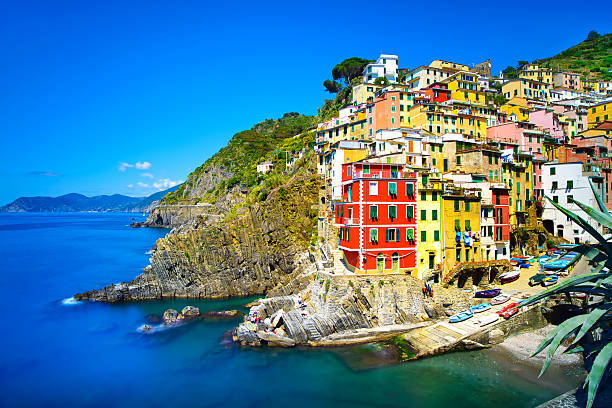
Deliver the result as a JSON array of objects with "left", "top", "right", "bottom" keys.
[
  {"left": 353, "top": 170, "right": 401, "bottom": 179},
  {"left": 342, "top": 218, "right": 359, "bottom": 226}
]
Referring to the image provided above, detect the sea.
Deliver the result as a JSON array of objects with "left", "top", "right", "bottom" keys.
[{"left": 0, "top": 212, "right": 582, "bottom": 407}]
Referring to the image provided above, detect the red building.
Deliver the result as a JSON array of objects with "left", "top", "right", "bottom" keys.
[{"left": 333, "top": 160, "right": 418, "bottom": 274}]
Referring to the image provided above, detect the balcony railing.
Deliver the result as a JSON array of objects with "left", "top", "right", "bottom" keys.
[{"left": 354, "top": 171, "right": 400, "bottom": 179}]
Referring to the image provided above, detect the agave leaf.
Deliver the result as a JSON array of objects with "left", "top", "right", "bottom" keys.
[
  {"left": 563, "top": 344, "right": 584, "bottom": 354},
  {"left": 539, "top": 314, "right": 587, "bottom": 377},
  {"left": 570, "top": 197, "right": 612, "bottom": 229},
  {"left": 571, "top": 303, "right": 612, "bottom": 346},
  {"left": 519, "top": 273, "right": 605, "bottom": 307},
  {"left": 585, "top": 341, "right": 612, "bottom": 408},
  {"left": 588, "top": 177, "right": 608, "bottom": 213},
  {"left": 545, "top": 195, "right": 612, "bottom": 256},
  {"left": 593, "top": 274, "right": 612, "bottom": 289}
]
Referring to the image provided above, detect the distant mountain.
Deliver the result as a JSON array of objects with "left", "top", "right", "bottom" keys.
[{"left": 0, "top": 186, "right": 180, "bottom": 213}]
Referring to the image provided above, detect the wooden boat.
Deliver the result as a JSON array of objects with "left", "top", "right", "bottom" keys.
[
  {"left": 475, "top": 289, "right": 501, "bottom": 298},
  {"left": 499, "top": 269, "right": 520, "bottom": 284},
  {"left": 449, "top": 310, "right": 473, "bottom": 323},
  {"left": 542, "top": 275, "right": 558, "bottom": 287},
  {"left": 475, "top": 313, "right": 499, "bottom": 326},
  {"left": 491, "top": 294, "right": 511, "bottom": 305},
  {"left": 470, "top": 303, "right": 492, "bottom": 313},
  {"left": 499, "top": 307, "right": 519, "bottom": 319},
  {"left": 496, "top": 302, "right": 519, "bottom": 315}
]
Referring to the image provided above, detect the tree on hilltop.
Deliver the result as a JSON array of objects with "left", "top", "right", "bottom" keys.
[
  {"left": 331, "top": 57, "right": 372, "bottom": 88},
  {"left": 323, "top": 79, "right": 343, "bottom": 93},
  {"left": 586, "top": 30, "right": 601, "bottom": 41}
]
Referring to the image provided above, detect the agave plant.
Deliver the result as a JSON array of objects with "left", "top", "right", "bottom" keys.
[{"left": 519, "top": 178, "right": 612, "bottom": 408}]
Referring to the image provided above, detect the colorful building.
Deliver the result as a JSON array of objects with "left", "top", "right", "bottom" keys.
[
  {"left": 518, "top": 64, "right": 553, "bottom": 85},
  {"left": 416, "top": 171, "right": 443, "bottom": 279},
  {"left": 587, "top": 100, "right": 612, "bottom": 128},
  {"left": 441, "top": 187, "right": 482, "bottom": 273},
  {"left": 553, "top": 72, "right": 581, "bottom": 90},
  {"left": 334, "top": 160, "right": 418, "bottom": 274}
]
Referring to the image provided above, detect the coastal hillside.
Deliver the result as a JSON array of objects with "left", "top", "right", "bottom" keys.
[
  {"left": 535, "top": 32, "right": 612, "bottom": 80},
  {"left": 75, "top": 155, "right": 320, "bottom": 301},
  {"left": 0, "top": 189, "right": 177, "bottom": 213},
  {"left": 161, "top": 112, "right": 316, "bottom": 205}
]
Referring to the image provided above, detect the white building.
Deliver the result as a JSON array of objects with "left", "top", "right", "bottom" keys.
[
  {"left": 363, "top": 54, "right": 398, "bottom": 84},
  {"left": 322, "top": 140, "right": 369, "bottom": 199},
  {"left": 256, "top": 162, "right": 274, "bottom": 174},
  {"left": 549, "top": 87, "right": 598, "bottom": 103},
  {"left": 374, "top": 129, "right": 429, "bottom": 167},
  {"left": 541, "top": 162, "right": 606, "bottom": 243}
]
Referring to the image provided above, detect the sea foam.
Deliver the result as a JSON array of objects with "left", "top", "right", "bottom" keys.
[{"left": 61, "top": 296, "right": 79, "bottom": 306}]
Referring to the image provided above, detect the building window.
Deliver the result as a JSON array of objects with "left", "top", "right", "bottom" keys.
[
  {"left": 456, "top": 248, "right": 461, "bottom": 262},
  {"left": 553, "top": 196, "right": 558, "bottom": 203},
  {"left": 454, "top": 219, "right": 461, "bottom": 231},
  {"left": 369, "top": 181, "right": 378, "bottom": 195},
  {"left": 386, "top": 228, "right": 400, "bottom": 242},
  {"left": 363, "top": 165, "right": 370, "bottom": 174},
  {"left": 421, "top": 191, "right": 427, "bottom": 201},
  {"left": 465, "top": 201, "right": 470, "bottom": 211},
  {"left": 432, "top": 210, "right": 438, "bottom": 220},
  {"left": 406, "top": 205, "right": 414, "bottom": 219},
  {"left": 567, "top": 180, "right": 573, "bottom": 190},
  {"left": 434, "top": 230, "right": 440, "bottom": 241},
  {"left": 388, "top": 182, "right": 397, "bottom": 197},
  {"left": 454, "top": 199, "right": 460, "bottom": 211},
  {"left": 369, "top": 205, "right": 378, "bottom": 220},
  {"left": 432, "top": 192, "right": 438, "bottom": 200},
  {"left": 407, "top": 228, "right": 414, "bottom": 242},
  {"left": 465, "top": 219, "right": 471, "bottom": 231},
  {"left": 550, "top": 167, "right": 556, "bottom": 176},
  {"left": 406, "top": 183, "right": 414, "bottom": 197},
  {"left": 370, "top": 228, "right": 378, "bottom": 243},
  {"left": 421, "top": 209, "right": 427, "bottom": 221},
  {"left": 389, "top": 205, "right": 397, "bottom": 220}
]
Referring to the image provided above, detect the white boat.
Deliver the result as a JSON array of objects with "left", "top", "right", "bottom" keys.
[
  {"left": 491, "top": 294, "right": 511, "bottom": 305},
  {"left": 475, "top": 313, "right": 499, "bottom": 327}
]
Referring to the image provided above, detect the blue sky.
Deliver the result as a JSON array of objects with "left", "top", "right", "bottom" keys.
[{"left": 2, "top": 0, "right": 611, "bottom": 204}]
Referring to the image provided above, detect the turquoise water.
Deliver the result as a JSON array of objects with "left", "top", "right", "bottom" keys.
[{"left": 0, "top": 213, "right": 579, "bottom": 407}]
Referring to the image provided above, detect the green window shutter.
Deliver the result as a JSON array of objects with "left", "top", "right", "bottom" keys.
[
  {"left": 406, "top": 183, "right": 414, "bottom": 196},
  {"left": 465, "top": 219, "right": 471, "bottom": 231},
  {"left": 454, "top": 200, "right": 460, "bottom": 211},
  {"left": 434, "top": 230, "right": 440, "bottom": 241},
  {"left": 465, "top": 201, "right": 470, "bottom": 211},
  {"left": 443, "top": 159, "right": 448, "bottom": 172},
  {"left": 407, "top": 228, "right": 414, "bottom": 240},
  {"left": 395, "top": 228, "right": 400, "bottom": 242},
  {"left": 457, "top": 156, "right": 461, "bottom": 165},
  {"left": 389, "top": 205, "right": 397, "bottom": 219},
  {"left": 407, "top": 205, "right": 414, "bottom": 219},
  {"left": 454, "top": 219, "right": 460, "bottom": 231},
  {"left": 370, "top": 229, "right": 377, "bottom": 242},
  {"left": 370, "top": 205, "right": 378, "bottom": 219},
  {"left": 340, "top": 205, "right": 344, "bottom": 218},
  {"left": 432, "top": 192, "right": 437, "bottom": 201},
  {"left": 420, "top": 209, "right": 426, "bottom": 220},
  {"left": 432, "top": 210, "right": 438, "bottom": 220},
  {"left": 389, "top": 182, "right": 397, "bottom": 195},
  {"left": 421, "top": 191, "right": 427, "bottom": 201},
  {"left": 421, "top": 231, "right": 427, "bottom": 242},
  {"left": 385, "top": 229, "right": 390, "bottom": 242}
]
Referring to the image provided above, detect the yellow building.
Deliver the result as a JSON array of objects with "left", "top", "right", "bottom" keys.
[
  {"left": 351, "top": 83, "right": 383, "bottom": 105},
  {"left": 581, "top": 79, "right": 597, "bottom": 92},
  {"left": 499, "top": 97, "right": 532, "bottom": 122},
  {"left": 408, "top": 103, "right": 487, "bottom": 138},
  {"left": 587, "top": 100, "right": 612, "bottom": 128},
  {"left": 518, "top": 64, "right": 553, "bottom": 85},
  {"left": 416, "top": 172, "right": 443, "bottom": 279},
  {"left": 502, "top": 78, "right": 550, "bottom": 101},
  {"left": 316, "top": 107, "right": 369, "bottom": 148},
  {"left": 443, "top": 72, "right": 486, "bottom": 104},
  {"left": 426, "top": 138, "right": 445, "bottom": 173},
  {"left": 441, "top": 187, "right": 481, "bottom": 274},
  {"left": 502, "top": 153, "right": 534, "bottom": 227},
  {"left": 429, "top": 60, "right": 469, "bottom": 72}
]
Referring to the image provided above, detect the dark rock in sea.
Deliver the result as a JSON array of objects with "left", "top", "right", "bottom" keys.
[
  {"left": 202, "top": 310, "right": 243, "bottom": 319},
  {"left": 181, "top": 306, "right": 200, "bottom": 318},
  {"left": 163, "top": 309, "right": 180, "bottom": 324}
]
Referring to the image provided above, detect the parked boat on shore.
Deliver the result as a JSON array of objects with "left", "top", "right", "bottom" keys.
[
  {"left": 475, "top": 289, "right": 501, "bottom": 298},
  {"left": 449, "top": 310, "right": 473, "bottom": 323},
  {"left": 491, "top": 294, "right": 511, "bottom": 305},
  {"left": 499, "top": 269, "right": 520, "bottom": 284},
  {"left": 470, "top": 303, "right": 492, "bottom": 313}
]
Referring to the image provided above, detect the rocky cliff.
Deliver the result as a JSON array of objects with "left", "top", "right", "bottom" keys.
[
  {"left": 235, "top": 272, "right": 473, "bottom": 346},
  {"left": 75, "top": 159, "right": 320, "bottom": 302}
]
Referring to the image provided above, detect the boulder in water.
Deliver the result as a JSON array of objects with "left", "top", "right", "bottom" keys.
[
  {"left": 163, "top": 309, "right": 179, "bottom": 324},
  {"left": 203, "top": 310, "right": 243, "bottom": 319},
  {"left": 181, "top": 306, "right": 200, "bottom": 319}
]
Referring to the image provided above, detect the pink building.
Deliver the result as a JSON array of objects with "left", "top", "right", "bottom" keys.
[
  {"left": 528, "top": 108, "right": 565, "bottom": 140},
  {"left": 487, "top": 122, "right": 546, "bottom": 159}
]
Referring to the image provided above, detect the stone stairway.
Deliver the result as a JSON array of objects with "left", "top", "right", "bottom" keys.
[
  {"left": 329, "top": 249, "right": 352, "bottom": 275},
  {"left": 303, "top": 318, "right": 323, "bottom": 341}
]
